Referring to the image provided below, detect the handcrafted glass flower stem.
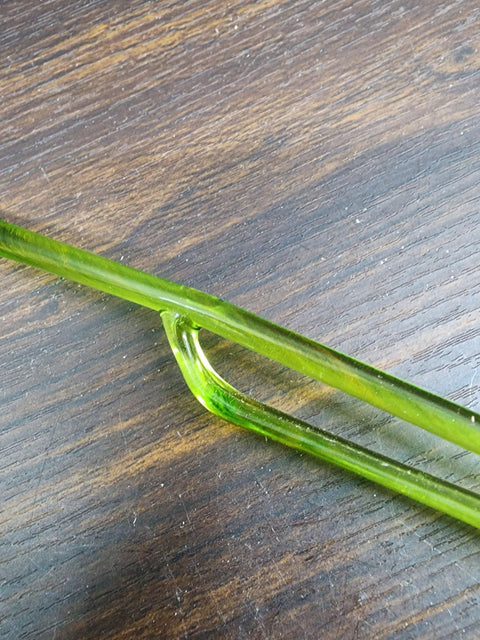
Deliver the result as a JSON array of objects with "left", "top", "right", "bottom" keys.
[{"left": 1, "top": 219, "right": 480, "bottom": 528}]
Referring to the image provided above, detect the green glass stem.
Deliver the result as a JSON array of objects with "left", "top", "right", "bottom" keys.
[{"left": 1, "top": 219, "right": 480, "bottom": 528}]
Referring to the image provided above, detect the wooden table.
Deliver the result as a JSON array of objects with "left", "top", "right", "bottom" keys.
[{"left": 2, "top": 1, "right": 480, "bottom": 638}]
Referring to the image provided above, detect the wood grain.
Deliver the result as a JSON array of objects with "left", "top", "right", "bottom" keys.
[{"left": 2, "top": 1, "right": 480, "bottom": 638}]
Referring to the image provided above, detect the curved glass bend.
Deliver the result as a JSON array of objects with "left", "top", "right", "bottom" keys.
[
  {"left": 1, "top": 219, "right": 480, "bottom": 527},
  {"left": 162, "top": 312, "right": 480, "bottom": 529}
]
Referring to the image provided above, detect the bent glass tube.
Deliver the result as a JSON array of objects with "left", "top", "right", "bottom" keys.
[{"left": 1, "top": 219, "right": 480, "bottom": 528}]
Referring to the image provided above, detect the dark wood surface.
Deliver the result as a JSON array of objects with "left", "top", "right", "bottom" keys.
[{"left": 2, "top": 1, "right": 480, "bottom": 638}]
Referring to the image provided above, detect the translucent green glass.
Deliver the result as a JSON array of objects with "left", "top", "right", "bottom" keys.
[{"left": 1, "top": 219, "right": 480, "bottom": 528}]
